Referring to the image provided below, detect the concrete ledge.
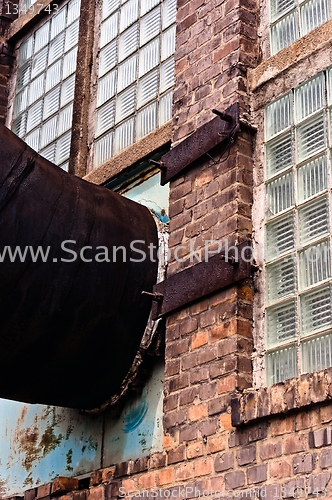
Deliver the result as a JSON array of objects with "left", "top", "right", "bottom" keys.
[
  {"left": 248, "top": 19, "right": 332, "bottom": 92},
  {"left": 84, "top": 122, "right": 172, "bottom": 186},
  {"left": 231, "top": 368, "right": 332, "bottom": 426}
]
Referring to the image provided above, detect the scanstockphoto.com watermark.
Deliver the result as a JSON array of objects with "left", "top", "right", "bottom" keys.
[
  {"left": 0, "top": 238, "right": 329, "bottom": 264},
  {"left": 118, "top": 486, "right": 327, "bottom": 499}
]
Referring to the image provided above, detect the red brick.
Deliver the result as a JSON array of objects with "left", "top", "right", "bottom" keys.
[
  {"left": 282, "top": 478, "right": 305, "bottom": 498},
  {"left": 199, "top": 381, "right": 217, "bottom": 400},
  {"left": 180, "top": 317, "right": 198, "bottom": 335},
  {"left": 295, "top": 409, "right": 320, "bottom": 431},
  {"left": 320, "top": 404, "right": 332, "bottom": 423},
  {"left": 292, "top": 454, "right": 314, "bottom": 474},
  {"left": 269, "top": 460, "right": 292, "bottom": 479},
  {"left": 166, "top": 339, "right": 190, "bottom": 359},
  {"left": 188, "top": 403, "right": 208, "bottom": 422},
  {"left": 247, "top": 464, "right": 267, "bottom": 484},
  {"left": 236, "top": 444, "right": 256, "bottom": 465},
  {"left": 213, "top": 39, "right": 240, "bottom": 63},
  {"left": 149, "top": 453, "right": 167, "bottom": 469},
  {"left": 309, "top": 427, "right": 332, "bottom": 448},
  {"left": 101, "top": 467, "right": 115, "bottom": 483},
  {"left": 283, "top": 435, "right": 306, "bottom": 455},
  {"left": 51, "top": 479, "right": 79, "bottom": 496},
  {"left": 259, "top": 441, "right": 282, "bottom": 461},
  {"left": 270, "top": 416, "right": 294, "bottom": 436},
  {"left": 179, "top": 387, "right": 199, "bottom": 406},
  {"left": 37, "top": 484, "right": 51, "bottom": 499},
  {"left": 181, "top": 352, "right": 198, "bottom": 371},
  {"left": 175, "top": 462, "right": 194, "bottom": 481},
  {"left": 320, "top": 449, "right": 332, "bottom": 469},
  {"left": 164, "top": 409, "right": 187, "bottom": 429},
  {"left": 199, "top": 418, "right": 218, "bottom": 436},
  {"left": 190, "top": 366, "right": 209, "bottom": 384},
  {"left": 164, "top": 394, "right": 178, "bottom": 412},
  {"left": 208, "top": 395, "right": 230, "bottom": 416},
  {"left": 219, "top": 413, "right": 233, "bottom": 431},
  {"left": 186, "top": 441, "right": 205, "bottom": 459},
  {"left": 224, "top": 471, "right": 245, "bottom": 489},
  {"left": 169, "top": 181, "right": 192, "bottom": 202},
  {"left": 191, "top": 331, "right": 209, "bottom": 349},
  {"left": 308, "top": 473, "right": 331, "bottom": 494},
  {"left": 194, "top": 458, "right": 213, "bottom": 477},
  {"left": 166, "top": 373, "right": 189, "bottom": 393},
  {"left": 169, "top": 210, "right": 192, "bottom": 232},
  {"left": 88, "top": 486, "right": 105, "bottom": 500},
  {"left": 139, "top": 472, "right": 156, "bottom": 489},
  {"left": 179, "top": 423, "right": 198, "bottom": 443},
  {"left": 169, "top": 199, "right": 185, "bottom": 217},
  {"left": 156, "top": 467, "right": 174, "bottom": 486},
  {"left": 165, "top": 359, "right": 180, "bottom": 377},
  {"left": 197, "top": 345, "right": 218, "bottom": 364},
  {"left": 168, "top": 445, "right": 186, "bottom": 465},
  {"left": 207, "top": 435, "right": 227, "bottom": 453},
  {"left": 214, "top": 452, "right": 234, "bottom": 472}
]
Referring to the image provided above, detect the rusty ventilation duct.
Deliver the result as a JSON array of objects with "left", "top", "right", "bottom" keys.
[{"left": 0, "top": 125, "right": 158, "bottom": 410}]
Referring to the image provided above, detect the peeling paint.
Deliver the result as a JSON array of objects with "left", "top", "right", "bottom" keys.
[{"left": 66, "top": 449, "right": 73, "bottom": 473}]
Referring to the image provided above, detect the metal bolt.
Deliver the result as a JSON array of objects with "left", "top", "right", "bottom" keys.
[{"left": 141, "top": 291, "right": 164, "bottom": 302}]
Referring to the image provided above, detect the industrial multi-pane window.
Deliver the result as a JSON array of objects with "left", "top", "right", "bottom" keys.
[
  {"left": 270, "top": 0, "right": 330, "bottom": 55},
  {"left": 12, "top": 0, "right": 81, "bottom": 171},
  {"left": 264, "top": 70, "right": 332, "bottom": 385},
  {"left": 93, "top": 0, "right": 177, "bottom": 167}
]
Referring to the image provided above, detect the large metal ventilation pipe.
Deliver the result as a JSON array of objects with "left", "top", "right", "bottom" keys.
[{"left": 0, "top": 125, "right": 158, "bottom": 410}]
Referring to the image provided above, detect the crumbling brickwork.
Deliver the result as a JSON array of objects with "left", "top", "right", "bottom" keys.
[
  {"left": 0, "top": 43, "right": 14, "bottom": 124},
  {"left": 172, "top": 0, "right": 259, "bottom": 145}
]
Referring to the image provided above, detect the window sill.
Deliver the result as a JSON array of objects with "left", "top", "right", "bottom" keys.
[
  {"left": 231, "top": 368, "right": 332, "bottom": 426},
  {"left": 248, "top": 18, "right": 332, "bottom": 92},
  {"left": 84, "top": 122, "right": 172, "bottom": 186}
]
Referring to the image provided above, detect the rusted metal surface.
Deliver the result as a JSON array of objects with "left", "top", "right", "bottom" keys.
[
  {"left": 0, "top": 124, "right": 158, "bottom": 410},
  {"left": 151, "top": 242, "right": 252, "bottom": 319},
  {"left": 160, "top": 102, "right": 240, "bottom": 185}
]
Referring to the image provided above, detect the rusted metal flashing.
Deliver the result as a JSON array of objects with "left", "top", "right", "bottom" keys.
[
  {"left": 150, "top": 242, "right": 252, "bottom": 319},
  {"left": 158, "top": 103, "right": 241, "bottom": 185}
]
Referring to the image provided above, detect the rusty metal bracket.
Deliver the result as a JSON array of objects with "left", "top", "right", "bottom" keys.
[
  {"left": 151, "top": 241, "right": 252, "bottom": 319},
  {"left": 160, "top": 102, "right": 240, "bottom": 185}
]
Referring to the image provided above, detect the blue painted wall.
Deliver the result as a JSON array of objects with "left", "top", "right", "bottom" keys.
[{"left": 0, "top": 360, "right": 164, "bottom": 497}]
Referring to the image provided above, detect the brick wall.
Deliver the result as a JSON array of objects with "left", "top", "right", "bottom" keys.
[
  {"left": 172, "top": 0, "right": 259, "bottom": 145},
  {"left": 0, "top": 43, "right": 14, "bottom": 125},
  {"left": 15, "top": 394, "right": 332, "bottom": 500}
]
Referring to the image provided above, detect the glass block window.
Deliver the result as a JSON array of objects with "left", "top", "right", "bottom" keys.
[
  {"left": 12, "top": 0, "right": 81, "bottom": 171},
  {"left": 94, "top": 0, "right": 177, "bottom": 168},
  {"left": 264, "top": 70, "right": 332, "bottom": 385},
  {"left": 270, "top": 0, "right": 331, "bottom": 55}
]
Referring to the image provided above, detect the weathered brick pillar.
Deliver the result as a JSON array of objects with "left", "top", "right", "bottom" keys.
[
  {"left": 163, "top": 0, "right": 259, "bottom": 469},
  {"left": 0, "top": 1, "right": 17, "bottom": 125}
]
